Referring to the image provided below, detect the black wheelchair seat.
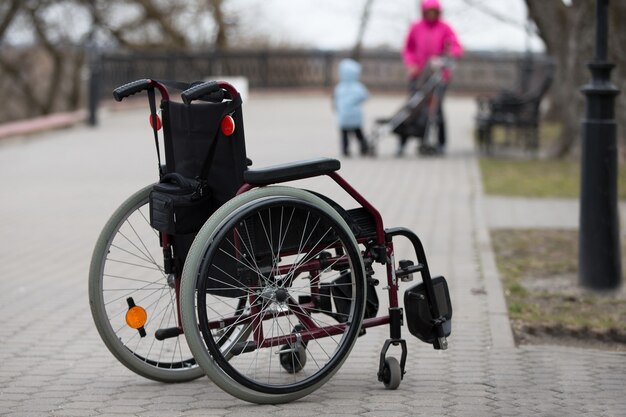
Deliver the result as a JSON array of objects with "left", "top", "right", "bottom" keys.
[{"left": 243, "top": 157, "right": 340, "bottom": 185}]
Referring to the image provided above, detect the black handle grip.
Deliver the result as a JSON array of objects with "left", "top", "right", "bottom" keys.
[
  {"left": 113, "top": 79, "right": 152, "bottom": 102},
  {"left": 181, "top": 81, "right": 220, "bottom": 104}
]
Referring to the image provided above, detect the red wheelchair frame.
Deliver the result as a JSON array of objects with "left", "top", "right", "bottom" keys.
[{"left": 90, "top": 79, "right": 452, "bottom": 404}]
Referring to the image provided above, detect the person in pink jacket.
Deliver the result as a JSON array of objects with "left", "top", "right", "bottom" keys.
[{"left": 400, "top": 0, "right": 463, "bottom": 155}]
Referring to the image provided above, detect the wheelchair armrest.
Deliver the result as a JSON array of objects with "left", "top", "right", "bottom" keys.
[{"left": 243, "top": 157, "right": 341, "bottom": 186}]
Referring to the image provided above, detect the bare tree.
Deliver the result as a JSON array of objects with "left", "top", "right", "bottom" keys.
[
  {"left": 207, "top": 0, "right": 230, "bottom": 50},
  {"left": 526, "top": 0, "right": 625, "bottom": 157},
  {"left": 88, "top": 0, "right": 189, "bottom": 50},
  {"left": 0, "top": 0, "right": 86, "bottom": 121},
  {"left": 88, "top": 0, "right": 234, "bottom": 50},
  {"left": 0, "top": 0, "right": 237, "bottom": 124},
  {"left": 0, "top": 0, "right": 19, "bottom": 40},
  {"left": 352, "top": 0, "right": 375, "bottom": 61}
]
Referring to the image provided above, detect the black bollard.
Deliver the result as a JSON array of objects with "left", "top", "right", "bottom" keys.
[{"left": 579, "top": 0, "right": 622, "bottom": 290}]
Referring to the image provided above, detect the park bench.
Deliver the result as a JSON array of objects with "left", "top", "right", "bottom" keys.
[{"left": 475, "top": 57, "right": 555, "bottom": 154}]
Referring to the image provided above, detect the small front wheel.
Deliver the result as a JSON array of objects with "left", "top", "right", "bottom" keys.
[
  {"left": 279, "top": 343, "right": 307, "bottom": 374},
  {"left": 382, "top": 357, "right": 402, "bottom": 390}
]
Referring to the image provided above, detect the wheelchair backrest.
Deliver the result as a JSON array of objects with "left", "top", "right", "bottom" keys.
[{"left": 160, "top": 98, "right": 248, "bottom": 209}]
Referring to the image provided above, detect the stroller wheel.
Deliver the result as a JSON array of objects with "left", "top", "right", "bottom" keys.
[{"left": 418, "top": 144, "right": 437, "bottom": 156}]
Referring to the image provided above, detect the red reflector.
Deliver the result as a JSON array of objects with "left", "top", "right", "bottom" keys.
[
  {"left": 221, "top": 115, "right": 235, "bottom": 136},
  {"left": 149, "top": 114, "right": 162, "bottom": 130}
]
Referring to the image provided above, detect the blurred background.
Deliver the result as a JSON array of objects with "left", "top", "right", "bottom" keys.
[{"left": 1, "top": 0, "right": 624, "bottom": 159}]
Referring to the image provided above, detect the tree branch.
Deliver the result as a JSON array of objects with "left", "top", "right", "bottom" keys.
[
  {"left": 524, "top": 0, "right": 568, "bottom": 54},
  {"left": 208, "top": 0, "right": 228, "bottom": 49},
  {"left": 463, "top": 0, "right": 529, "bottom": 30},
  {"left": 353, "top": 0, "right": 375, "bottom": 61},
  {"left": 25, "top": 4, "right": 64, "bottom": 114},
  {"left": 0, "top": 54, "right": 46, "bottom": 114},
  {"left": 0, "top": 0, "right": 20, "bottom": 43},
  {"left": 134, "top": 0, "right": 187, "bottom": 48}
]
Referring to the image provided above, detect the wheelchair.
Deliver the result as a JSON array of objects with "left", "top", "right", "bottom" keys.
[{"left": 88, "top": 79, "right": 453, "bottom": 404}]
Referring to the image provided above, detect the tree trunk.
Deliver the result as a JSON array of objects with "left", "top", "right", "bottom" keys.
[
  {"left": 0, "top": 0, "right": 20, "bottom": 41},
  {"left": 525, "top": 0, "right": 595, "bottom": 158},
  {"left": 135, "top": 0, "right": 187, "bottom": 49},
  {"left": 526, "top": 0, "right": 624, "bottom": 158},
  {"left": 1, "top": 0, "right": 242, "bottom": 124},
  {"left": 208, "top": 0, "right": 228, "bottom": 50},
  {"left": 352, "top": 0, "right": 375, "bottom": 61}
]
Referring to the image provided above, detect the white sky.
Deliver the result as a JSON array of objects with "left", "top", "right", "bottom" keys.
[
  {"left": 4, "top": 0, "right": 545, "bottom": 53},
  {"left": 233, "top": 0, "right": 545, "bottom": 52}
]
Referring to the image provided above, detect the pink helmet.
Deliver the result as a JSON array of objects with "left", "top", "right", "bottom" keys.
[{"left": 421, "top": 0, "right": 441, "bottom": 12}]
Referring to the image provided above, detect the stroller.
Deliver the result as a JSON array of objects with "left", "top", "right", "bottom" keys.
[
  {"left": 368, "top": 58, "right": 452, "bottom": 156},
  {"left": 88, "top": 79, "right": 453, "bottom": 404}
]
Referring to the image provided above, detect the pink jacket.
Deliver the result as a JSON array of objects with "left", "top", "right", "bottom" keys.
[{"left": 402, "top": 18, "right": 463, "bottom": 81}]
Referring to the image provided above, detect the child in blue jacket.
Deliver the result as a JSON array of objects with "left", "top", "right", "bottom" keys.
[{"left": 334, "top": 59, "right": 369, "bottom": 156}]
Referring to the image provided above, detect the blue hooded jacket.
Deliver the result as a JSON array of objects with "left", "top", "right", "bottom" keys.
[{"left": 334, "top": 59, "right": 369, "bottom": 129}]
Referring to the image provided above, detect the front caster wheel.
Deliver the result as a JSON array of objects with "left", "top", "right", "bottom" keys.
[
  {"left": 279, "top": 344, "right": 307, "bottom": 374},
  {"left": 382, "top": 357, "right": 402, "bottom": 390}
]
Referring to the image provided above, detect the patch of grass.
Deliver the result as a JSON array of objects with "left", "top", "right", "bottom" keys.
[
  {"left": 508, "top": 302, "right": 523, "bottom": 315},
  {"left": 491, "top": 229, "right": 626, "bottom": 336},
  {"left": 494, "top": 229, "right": 577, "bottom": 278},
  {"left": 480, "top": 158, "right": 626, "bottom": 199},
  {"left": 508, "top": 282, "right": 528, "bottom": 297}
]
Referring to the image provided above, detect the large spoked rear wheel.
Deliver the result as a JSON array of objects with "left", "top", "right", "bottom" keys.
[
  {"left": 89, "top": 185, "right": 203, "bottom": 382},
  {"left": 181, "top": 186, "right": 366, "bottom": 404}
]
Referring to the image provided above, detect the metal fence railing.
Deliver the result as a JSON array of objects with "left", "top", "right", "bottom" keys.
[{"left": 89, "top": 49, "right": 551, "bottom": 125}]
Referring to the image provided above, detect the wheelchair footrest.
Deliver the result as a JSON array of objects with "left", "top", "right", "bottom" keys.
[{"left": 404, "top": 276, "right": 452, "bottom": 348}]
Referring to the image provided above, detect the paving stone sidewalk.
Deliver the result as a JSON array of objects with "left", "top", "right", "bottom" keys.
[
  {"left": 484, "top": 196, "right": 626, "bottom": 230},
  {"left": 0, "top": 93, "right": 624, "bottom": 417}
]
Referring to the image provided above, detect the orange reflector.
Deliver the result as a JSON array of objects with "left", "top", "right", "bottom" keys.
[
  {"left": 126, "top": 305, "right": 147, "bottom": 329},
  {"left": 221, "top": 115, "right": 235, "bottom": 136},
  {"left": 149, "top": 114, "right": 162, "bottom": 130}
]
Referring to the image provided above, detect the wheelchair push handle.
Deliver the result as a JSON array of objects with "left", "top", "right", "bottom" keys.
[
  {"left": 113, "top": 79, "right": 170, "bottom": 102},
  {"left": 181, "top": 81, "right": 240, "bottom": 105}
]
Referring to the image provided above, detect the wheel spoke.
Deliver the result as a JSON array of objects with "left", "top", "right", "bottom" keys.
[
  {"left": 192, "top": 194, "right": 365, "bottom": 394},
  {"left": 91, "top": 190, "right": 199, "bottom": 379}
]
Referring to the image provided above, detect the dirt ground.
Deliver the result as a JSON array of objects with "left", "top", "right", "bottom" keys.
[
  {"left": 491, "top": 229, "right": 626, "bottom": 352},
  {"left": 513, "top": 273, "right": 626, "bottom": 352}
]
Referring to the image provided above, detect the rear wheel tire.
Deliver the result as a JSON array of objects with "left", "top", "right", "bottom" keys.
[
  {"left": 89, "top": 186, "right": 203, "bottom": 382},
  {"left": 181, "top": 186, "right": 366, "bottom": 403}
]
